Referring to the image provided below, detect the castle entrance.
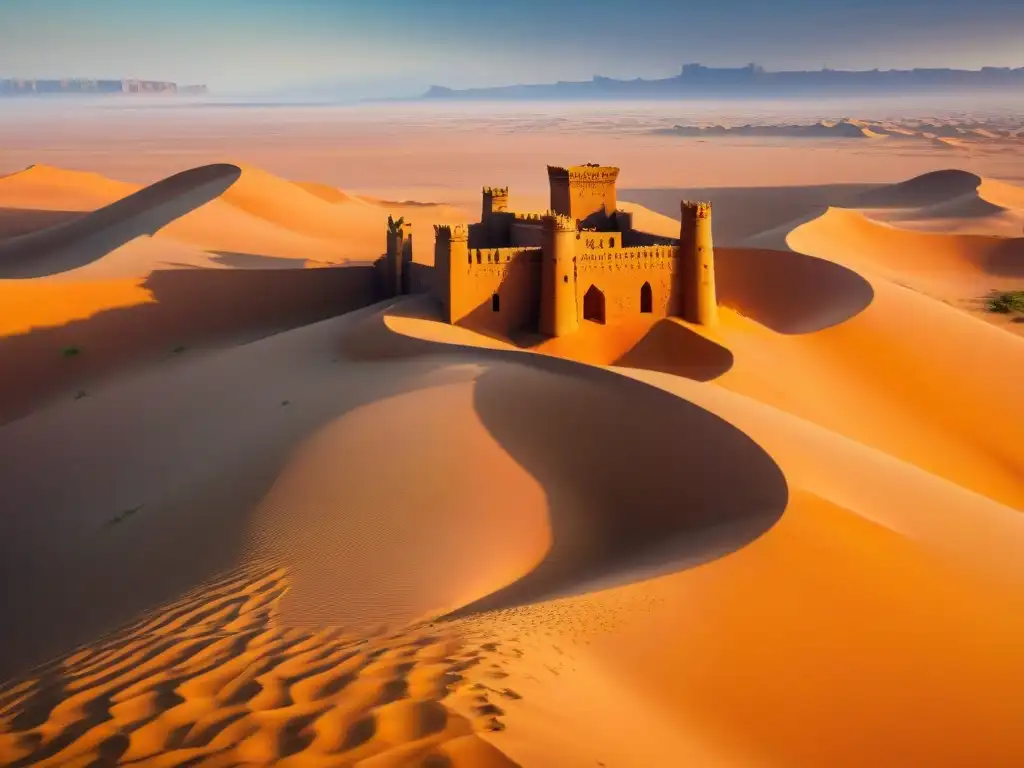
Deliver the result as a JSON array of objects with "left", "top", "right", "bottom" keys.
[
  {"left": 583, "top": 285, "right": 606, "bottom": 324},
  {"left": 640, "top": 282, "right": 653, "bottom": 313}
]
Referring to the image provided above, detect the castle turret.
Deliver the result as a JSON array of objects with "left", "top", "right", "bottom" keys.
[
  {"left": 482, "top": 186, "right": 509, "bottom": 219},
  {"left": 386, "top": 215, "right": 408, "bottom": 298},
  {"left": 434, "top": 223, "right": 469, "bottom": 323},
  {"left": 680, "top": 201, "right": 718, "bottom": 326},
  {"left": 540, "top": 213, "right": 579, "bottom": 337}
]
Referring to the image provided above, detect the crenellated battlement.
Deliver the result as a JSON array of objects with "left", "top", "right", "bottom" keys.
[
  {"left": 541, "top": 212, "right": 577, "bottom": 231},
  {"left": 433, "top": 223, "right": 469, "bottom": 241},
  {"left": 467, "top": 246, "right": 542, "bottom": 270},
  {"left": 577, "top": 245, "right": 679, "bottom": 272},
  {"left": 682, "top": 200, "right": 713, "bottom": 219},
  {"left": 431, "top": 162, "right": 717, "bottom": 336},
  {"left": 547, "top": 164, "right": 620, "bottom": 183}
]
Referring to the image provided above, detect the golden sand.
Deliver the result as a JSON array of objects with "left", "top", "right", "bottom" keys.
[{"left": 1, "top": 151, "right": 1023, "bottom": 766}]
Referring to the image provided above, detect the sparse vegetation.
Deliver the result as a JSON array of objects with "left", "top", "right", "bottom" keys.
[
  {"left": 74, "top": 390, "right": 87, "bottom": 400},
  {"left": 986, "top": 290, "right": 1024, "bottom": 314},
  {"left": 61, "top": 345, "right": 81, "bottom": 358},
  {"left": 104, "top": 504, "right": 143, "bottom": 528},
  {"left": 171, "top": 345, "right": 187, "bottom": 355},
  {"left": 281, "top": 399, "right": 291, "bottom": 406}
]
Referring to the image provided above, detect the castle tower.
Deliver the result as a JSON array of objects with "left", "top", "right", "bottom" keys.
[
  {"left": 482, "top": 186, "right": 509, "bottom": 219},
  {"left": 540, "top": 213, "right": 579, "bottom": 337},
  {"left": 400, "top": 222, "right": 413, "bottom": 295},
  {"left": 434, "top": 223, "right": 469, "bottom": 323},
  {"left": 385, "top": 216, "right": 410, "bottom": 297},
  {"left": 680, "top": 201, "right": 718, "bottom": 326},
  {"left": 481, "top": 186, "right": 511, "bottom": 245},
  {"left": 547, "top": 165, "right": 619, "bottom": 227}
]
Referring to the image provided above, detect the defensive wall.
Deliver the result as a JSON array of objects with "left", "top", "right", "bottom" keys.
[{"left": 382, "top": 164, "right": 718, "bottom": 337}]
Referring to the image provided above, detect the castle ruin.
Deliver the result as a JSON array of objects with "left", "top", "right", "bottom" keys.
[{"left": 382, "top": 164, "right": 718, "bottom": 337}]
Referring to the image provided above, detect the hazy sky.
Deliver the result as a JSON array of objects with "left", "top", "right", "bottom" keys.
[{"left": 2, "top": 0, "right": 1022, "bottom": 95}]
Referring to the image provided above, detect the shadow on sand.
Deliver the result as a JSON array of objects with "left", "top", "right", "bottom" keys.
[
  {"left": 0, "top": 163, "right": 242, "bottom": 278},
  {"left": 716, "top": 247, "right": 875, "bottom": 334},
  {"left": 440, "top": 352, "right": 788, "bottom": 617},
  {"left": 0, "top": 264, "right": 378, "bottom": 424}
]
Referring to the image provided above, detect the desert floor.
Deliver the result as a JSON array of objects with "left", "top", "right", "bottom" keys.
[{"left": 1, "top": 100, "right": 1023, "bottom": 767}]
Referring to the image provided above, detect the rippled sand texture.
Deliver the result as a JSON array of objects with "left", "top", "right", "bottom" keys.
[
  {"left": 0, "top": 564, "right": 518, "bottom": 767},
  {"left": 1, "top": 103, "right": 1024, "bottom": 766}
]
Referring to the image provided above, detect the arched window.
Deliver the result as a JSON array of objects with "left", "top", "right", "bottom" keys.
[
  {"left": 640, "top": 281, "right": 653, "bottom": 313},
  {"left": 492, "top": 293, "right": 500, "bottom": 312},
  {"left": 476, "top": 250, "right": 482, "bottom": 264},
  {"left": 609, "top": 237, "right": 616, "bottom": 248}
]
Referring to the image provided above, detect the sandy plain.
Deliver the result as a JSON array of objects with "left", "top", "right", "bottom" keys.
[{"left": 1, "top": 98, "right": 1023, "bottom": 767}]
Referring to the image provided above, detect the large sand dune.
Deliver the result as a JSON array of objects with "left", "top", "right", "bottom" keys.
[{"left": 2, "top": 158, "right": 1024, "bottom": 766}]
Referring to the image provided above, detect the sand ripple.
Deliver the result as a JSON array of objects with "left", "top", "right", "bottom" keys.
[{"left": 0, "top": 563, "right": 518, "bottom": 767}]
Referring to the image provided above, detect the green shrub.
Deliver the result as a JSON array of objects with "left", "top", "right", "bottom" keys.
[
  {"left": 986, "top": 291, "right": 1024, "bottom": 314},
  {"left": 61, "top": 345, "right": 81, "bottom": 358}
]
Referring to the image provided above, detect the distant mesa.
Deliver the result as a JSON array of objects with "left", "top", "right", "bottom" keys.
[
  {"left": 0, "top": 79, "right": 208, "bottom": 96},
  {"left": 658, "top": 120, "right": 876, "bottom": 139},
  {"left": 420, "top": 64, "right": 1024, "bottom": 100}
]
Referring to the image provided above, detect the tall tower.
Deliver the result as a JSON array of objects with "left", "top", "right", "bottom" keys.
[
  {"left": 547, "top": 165, "right": 619, "bottom": 227},
  {"left": 540, "top": 213, "right": 579, "bottom": 337},
  {"left": 434, "top": 224, "right": 470, "bottom": 323},
  {"left": 482, "top": 186, "right": 509, "bottom": 219},
  {"left": 385, "top": 216, "right": 406, "bottom": 298},
  {"left": 481, "top": 186, "right": 511, "bottom": 245},
  {"left": 680, "top": 201, "right": 718, "bottom": 326}
]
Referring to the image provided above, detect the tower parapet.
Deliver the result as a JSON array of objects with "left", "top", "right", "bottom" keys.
[
  {"left": 540, "top": 212, "right": 579, "bottom": 337},
  {"left": 433, "top": 223, "right": 469, "bottom": 242},
  {"left": 680, "top": 200, "right": 718, "bottom": 326},
  {"left": 547, "top": 164, "right": 620, "bottom": 227}
]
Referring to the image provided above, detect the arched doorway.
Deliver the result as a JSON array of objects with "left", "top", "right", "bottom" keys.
[
  {"left": 492, "top": 293, "right": 500, "bottom": 312},
  {"left": 640, "top": 281, "right": 653, "bottom": 314},
  {"left": 583, "top": 285, "right": 606, "bottom": 324}
]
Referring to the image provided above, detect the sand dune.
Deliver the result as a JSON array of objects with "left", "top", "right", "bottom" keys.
[
  {"left": 788, "top": 203, "right": 1024, "bottom": 299},
  {"left": 0, "top": 163, "right": 243, "bottom": 278},
  {"left": 0, "top": 162, "right": 470, "bottom": 421},
  {"left": 357, "top": 297, "right": 1024, "bottom": 766},
  {"left": 3, "top": 156, "right": 1024, "bottom": 767}
]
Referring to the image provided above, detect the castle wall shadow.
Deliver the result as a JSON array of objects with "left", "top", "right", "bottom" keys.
[{"left": 0, "top": 264, "right": 378, "bottom": 424}]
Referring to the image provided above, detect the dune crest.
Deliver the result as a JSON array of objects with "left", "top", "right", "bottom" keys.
[{"left": 3, "top": 148, "right": 1024, "bottom": 767}]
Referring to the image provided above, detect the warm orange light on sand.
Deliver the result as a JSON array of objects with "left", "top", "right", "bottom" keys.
[
  {"left": 0, "top": 278, "right": 153, "bottom": 336},
  {"left": 0, "top": 148, "right": 1022, "bottom": 766}
]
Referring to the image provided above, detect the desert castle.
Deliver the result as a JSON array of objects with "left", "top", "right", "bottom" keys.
[{"left": 382, "top": 164, "right": 717, "bottom": 337}]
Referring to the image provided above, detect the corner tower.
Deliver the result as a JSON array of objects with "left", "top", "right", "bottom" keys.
[
  {"left": 540, "top": 213, "right": 579, "bottom": 337},
  {"left": 434, "top": 223, "right": 470, "bottom": 323},
  {"left": 547, "top": 164, "right": 619, "bottom": 227},
  {"left": 680, "top": 200, "right": 718, "bottom": 326}
]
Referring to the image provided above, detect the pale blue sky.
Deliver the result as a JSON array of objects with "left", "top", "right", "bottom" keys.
[{"left": 1, "top": 0, "right": 1022, "bottom": 95}]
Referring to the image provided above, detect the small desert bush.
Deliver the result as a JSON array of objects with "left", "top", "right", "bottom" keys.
[
  {"left": 61, "top": 345, "right": 81, "bottom": 358},
  {"left": 986, "top": 291, "right": 1024, "bottom": 314}
]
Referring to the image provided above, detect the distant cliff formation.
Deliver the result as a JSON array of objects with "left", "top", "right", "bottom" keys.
[
  {"left": 422, "top": 64, "right": 1024, "bottom": 100},
  {"left": 1, "top": 79, "right": 208, "bottom": 95}
]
